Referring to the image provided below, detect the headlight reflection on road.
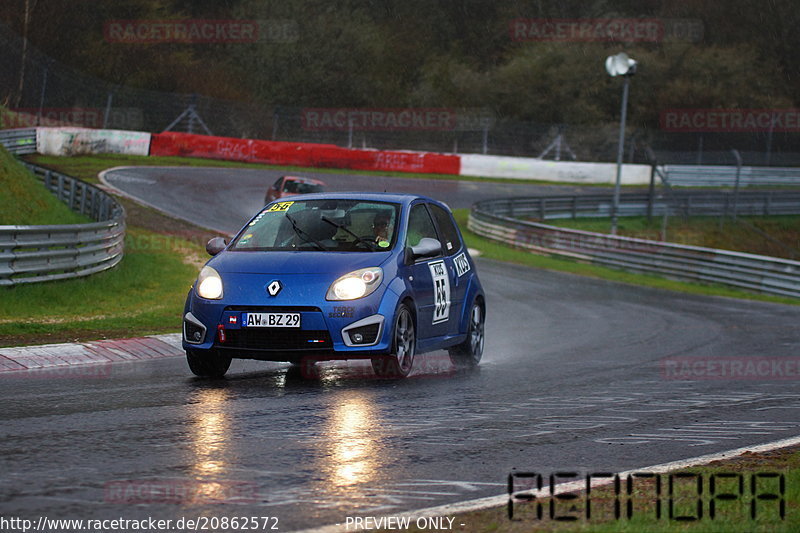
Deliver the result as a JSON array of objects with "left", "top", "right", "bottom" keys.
[
  {"left": 188, "top": 387, "right": 232, "bottom": 478},
  {"left": 323, "top": 392, "right": 384, "bottom": 488}
]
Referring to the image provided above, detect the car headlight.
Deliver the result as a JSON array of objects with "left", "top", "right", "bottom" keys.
[
  {"left": 326, "top": 267, "right": 383, "bottom": 301},
  {"left": 196, "top": 266, "right": 223, "bottom": 300}
]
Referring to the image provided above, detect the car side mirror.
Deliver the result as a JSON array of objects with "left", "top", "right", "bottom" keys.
[
  {"left": 206, "top": 237, "right": 228, "bottom": 256},
  {"left": 409, "top": 238, "right": 442, "bottom": 262}
]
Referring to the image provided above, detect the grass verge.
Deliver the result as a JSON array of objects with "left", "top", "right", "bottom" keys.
[
  {"left": 416, "top": 445, "right": 800, "bottom": 532},
  {"left": 453, "top": 209, "right": 799, "bottom": 306},
  {"left": 0, "top": 226, "right": 204, "bottom": 347},
  {"left": 0, "top": 145, "right": 89, "bottom": 225},
  {"left": 0, "top": 160, "right": 227, "bottom": 347}
]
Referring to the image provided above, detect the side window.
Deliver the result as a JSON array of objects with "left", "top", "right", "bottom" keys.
[
  {"left": 405, "top": 204, "right": 439, "bottom": 250},
  {"left": 272, "top": 177, "right": 283, "bottom": 189},
  {"left": 429, "top": 204, "right": 462, "bottom": 256}
]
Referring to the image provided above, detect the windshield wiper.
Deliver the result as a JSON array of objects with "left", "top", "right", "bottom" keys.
[
  {"left": 321, "top": 216, "right": 378, "bottom": 250},
  {"left": 284, "top": 214, "right": 326, "bottom": 251}
]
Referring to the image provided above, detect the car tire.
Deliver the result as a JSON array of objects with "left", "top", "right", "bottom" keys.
[
  {"left": 186, "top": 349, "right": 232, "bottom": 378},
  {"left": 371, "top": 304, "right": 415, "bottom": 378},
  {"left": 448, "top": 301, "right": 484, "bottom": 368}
]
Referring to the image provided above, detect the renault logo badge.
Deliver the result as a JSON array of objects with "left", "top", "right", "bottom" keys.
[{"left": 267, "top": 280, "right": 282, "bottom": 296}]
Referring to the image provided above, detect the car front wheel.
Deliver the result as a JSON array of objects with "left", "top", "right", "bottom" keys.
[
  {"left": 186, "top": 349, "right": 232, "bottom": 378},
  {"left": 448, "top": 301, "right": 484, "bottom": 368},
  {"left": 372, "top": 304, "right": 415, "bottom": 378}
]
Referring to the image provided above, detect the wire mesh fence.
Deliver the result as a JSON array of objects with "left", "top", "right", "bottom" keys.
[{"left": 2, "top": 22, "right": 799, "bottom": 166}]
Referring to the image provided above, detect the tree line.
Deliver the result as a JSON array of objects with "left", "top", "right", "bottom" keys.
[{"left": 2, "top": 0, "right": 798, "bottom": 131}]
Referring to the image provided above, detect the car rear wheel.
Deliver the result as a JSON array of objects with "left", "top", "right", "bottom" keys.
[
  {"left": 186, "top": 349, "right": 232, "bottom": 378},
  {"left": 448, "top": 301, "right": 484, "bottom": 368},
  {"left": 371, "top": 304, "right": 415, "bottom": 378}
]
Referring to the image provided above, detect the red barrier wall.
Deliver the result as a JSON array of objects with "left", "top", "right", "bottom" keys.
[{"left": 150, "top": 132, "right": 460, "bottom": 175}]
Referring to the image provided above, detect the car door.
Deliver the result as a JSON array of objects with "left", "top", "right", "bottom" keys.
[
  {"left": 428, "top": 203, "right": 469, "bottom": 336},
  {"left": 405, "top": 202, "right": 452, "bottom": 341}
]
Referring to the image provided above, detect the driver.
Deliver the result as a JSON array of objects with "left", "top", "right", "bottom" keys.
[{"left": 372, "top": 211, "right": 391, "bottom": 242}]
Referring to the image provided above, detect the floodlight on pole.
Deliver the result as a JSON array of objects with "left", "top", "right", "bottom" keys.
[{"left": 605, "top": 52, "right": 637, "bottom": 235}]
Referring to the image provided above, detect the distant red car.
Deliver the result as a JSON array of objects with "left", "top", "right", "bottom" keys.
[{"left": 265, "top": 175, "right": 326, "bottom": 203}]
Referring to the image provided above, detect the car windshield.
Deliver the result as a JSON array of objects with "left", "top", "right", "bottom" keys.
[
  {"left": 284, "top": 180, "right": 324, "bottom": 194},
  {"left": 231, "top": 199, "right": 399, "bottom": 252}
]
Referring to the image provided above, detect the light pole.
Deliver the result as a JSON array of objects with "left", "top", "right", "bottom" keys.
[{"left": 605, "top": 52, "right": 637, "bottom": 235}]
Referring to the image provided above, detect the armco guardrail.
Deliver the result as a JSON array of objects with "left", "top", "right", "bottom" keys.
[
  {"left": 0, "top": 163, "right": 125, "bottom": 286},
  {"left": 0, "top": 128, "right": 37, "bottom": 155},
  {"left": 469, "top": 194, "right": 800, "bottom": 298},
  {"left": 491, "top": 191, "right": 800, "bottom": 221},
  {"left": 663, "top": 165, "right": 800, "bottom": 187}
]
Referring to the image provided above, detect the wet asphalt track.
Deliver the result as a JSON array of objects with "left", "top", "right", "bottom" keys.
[
  {"left": 1, "top": 167, "right": 799, "bottom": 531},
  {"left": 100, "top": 166, "right": 601, "bottom": 234}
]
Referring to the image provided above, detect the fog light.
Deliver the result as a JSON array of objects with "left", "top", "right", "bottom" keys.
[
  {"left": 344, "top": 322, "right": 381, "bottom": 346},
  {"left": 183, "top": 313, "right": 207, "bottom": 345}
]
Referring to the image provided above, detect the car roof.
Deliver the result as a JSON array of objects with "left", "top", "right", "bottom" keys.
[{"left": 274, "top": 191, "right": 442, "bottom": 208}]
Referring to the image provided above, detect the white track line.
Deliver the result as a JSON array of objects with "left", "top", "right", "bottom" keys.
[
  {"left": 98, "top": 166, "right": 233, "bottom": 235},
  {"left": 295, "top": 434, "right": 800, "bottom": 533}
]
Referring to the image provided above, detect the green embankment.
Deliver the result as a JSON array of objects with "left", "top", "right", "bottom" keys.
[
  {"left": 0, "top": 145, "right": 89, "bottom": 225},
  {"left": 0, "top": 150, "right": 203, "bottom": 347}
]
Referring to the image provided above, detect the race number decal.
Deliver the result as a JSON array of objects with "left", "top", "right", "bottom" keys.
[
  {"left": 454, "top": 252, "right": 471, "bottom": 277},
  {"left": 428, "top": 260, "right": 450, "bottom": 324},
  {"left": 267, "top": 201, "right": 294, "bottom": 212}
]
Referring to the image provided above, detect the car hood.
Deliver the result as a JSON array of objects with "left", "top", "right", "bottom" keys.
[{"left": 208, "top": 250, "right": 393, "bottom": 275}]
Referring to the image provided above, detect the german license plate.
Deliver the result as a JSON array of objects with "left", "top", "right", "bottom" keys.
[{"left": 242, "top": 312, "right": 301, "bottom": 328}]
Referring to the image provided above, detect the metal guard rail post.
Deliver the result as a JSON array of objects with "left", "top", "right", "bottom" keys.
[
  {"left": 0, "top": 163, "right": 125, "bottom": 286},
  {"left": 469, "top": 194, "right": 800, "bottom": 298}
]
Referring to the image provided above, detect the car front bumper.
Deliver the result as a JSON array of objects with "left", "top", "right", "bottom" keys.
[{"left": 182, "top": 287, "right": 398, "bottom": 362}]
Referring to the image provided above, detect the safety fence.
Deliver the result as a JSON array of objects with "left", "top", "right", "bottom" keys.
[
  {"left": 0, "top": 128, "right": 36, "bottom": 155},
  {"left": 0, "top": 163, "right": 125, "bottom": 286},
  {"left": 489, "top": 191, "right": 800, "bottom": 221},
  {"left": 662, "top": 165, "right": 800, "bottom": 187},
  {"left": 469, "top": 194, "right": 800, "bottom": 298}
]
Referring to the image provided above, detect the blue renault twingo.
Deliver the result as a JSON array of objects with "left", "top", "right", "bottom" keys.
[{"left": 182, "top": 193, "right": 485, "bottom": 378}]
